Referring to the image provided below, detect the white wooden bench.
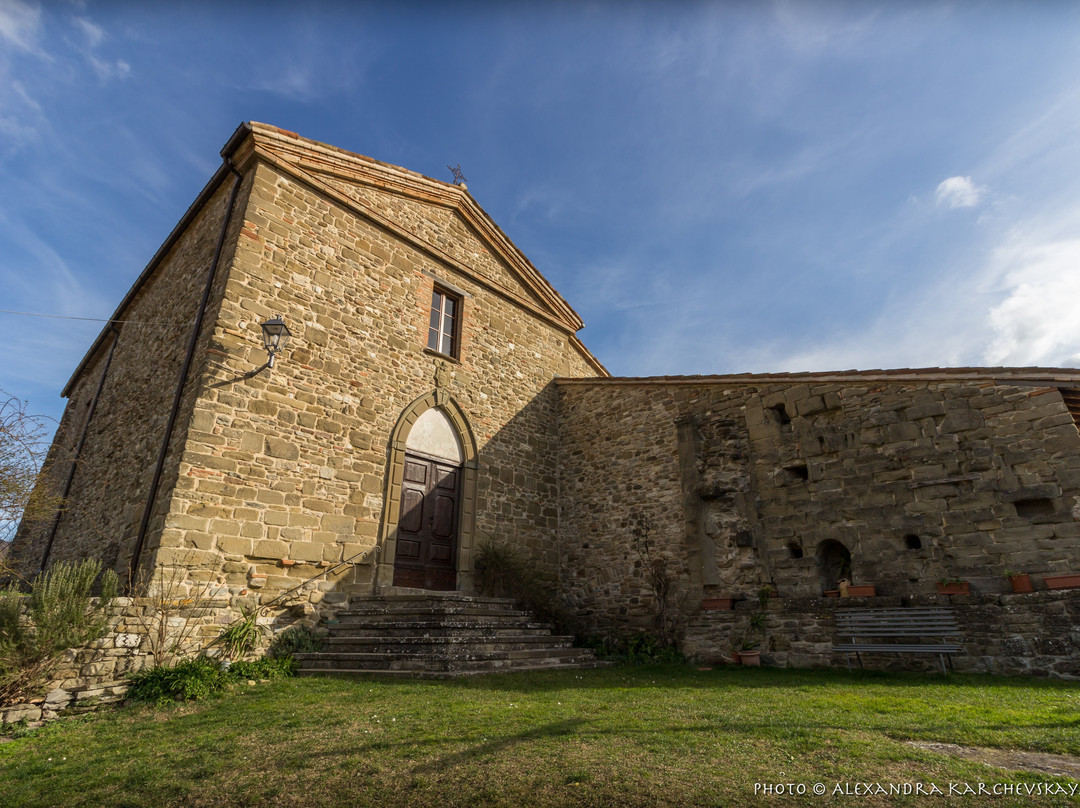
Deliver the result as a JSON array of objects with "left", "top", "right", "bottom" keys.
[{"left": 833, "top": 607, "right": 963, "bottom": 674}]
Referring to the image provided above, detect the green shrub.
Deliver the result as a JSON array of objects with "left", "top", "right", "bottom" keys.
[
  {"left": 474, "top": 539, "right": 527, "bottom": 599},
  {"left": 127, "top": 657, "right": 225, "bottom": 706},
  {"left": 215, "top": 607, "right": 266, "bottom": 661},
  {"left": 268, "top": 625, "right": 326, "bottom": 658},
  {"left": 127, "top": 655, "right": 296, "bottom": 707},
  {"left": 474, "top": 538, "right": 582, "bottom": 639},
  {"left": 227, "top": 657, "right": 295, "bottom": 680},
  {"left": 585, "top": 633, "right": 686, "bottom": 665},
  {"left": 0, "top": 559, "right": 118, "bottom": 706}
]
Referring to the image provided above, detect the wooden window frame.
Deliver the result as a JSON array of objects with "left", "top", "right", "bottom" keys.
[{"left": 427, "top": 286, "right": 462, "bottom": 359}]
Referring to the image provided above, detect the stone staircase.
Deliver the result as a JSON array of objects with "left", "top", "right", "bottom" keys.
[{"left": 294, "top": 593, "right": 607, "bottom": 678}]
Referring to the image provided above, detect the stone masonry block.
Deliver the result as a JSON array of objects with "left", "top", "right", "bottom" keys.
[
  {"left": 290, "top": 542, "right": 324, "bottom": 562},
  {"left": 321, "top": 514, "right": 356, "bottom": 533},
  {"left": 265, "top": 436, "right": 299, "bottom": 460},
  {"left": 251, "top": 540, "right": 290, "bottom": 560},
  {"left": 218, "top": 537, "right": 253, "bottom": 556}
]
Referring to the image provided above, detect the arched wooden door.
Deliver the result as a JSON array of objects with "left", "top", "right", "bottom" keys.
[
  {"left": 391, "top": 407, "right": 463, "bottom": 590},
  {"left": 393, "top": 452, "right": 460, "bottom": 590}
]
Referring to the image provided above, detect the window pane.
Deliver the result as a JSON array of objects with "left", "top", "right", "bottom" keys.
[{"left": 427, "top": 287, "right": 460, "bottom": 357}]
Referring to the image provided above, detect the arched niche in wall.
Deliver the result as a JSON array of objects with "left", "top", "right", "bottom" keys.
[{"left": 817, "top": 539, "right": 852, "bottom": 592}]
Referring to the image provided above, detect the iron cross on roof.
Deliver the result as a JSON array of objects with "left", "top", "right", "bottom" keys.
[{"left": 447, "top": 164, "right": 467, "bottom": 186}]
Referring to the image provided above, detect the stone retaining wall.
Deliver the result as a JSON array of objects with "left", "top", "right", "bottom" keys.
[{"left": 0, "top": 593, "right": 310, "bottom": 728}]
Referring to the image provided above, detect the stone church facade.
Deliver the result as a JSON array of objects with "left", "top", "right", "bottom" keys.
[{"left": 12, "top": 123, "right": 1080, "bottom": 674}]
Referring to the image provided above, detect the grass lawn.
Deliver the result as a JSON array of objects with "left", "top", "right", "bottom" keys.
[{"left": 0, "top": 665, "right": 1077, "bottom": 807}]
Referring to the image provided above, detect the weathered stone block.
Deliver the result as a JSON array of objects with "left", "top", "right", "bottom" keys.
[
  {"left": 265, "top": 437, "right": 299, "bottom": 460},
  {"left": 250, "top": 540, "right": 289, "bottom": 560},
  {"left": 321, "top": 514, "right": 356, "bottom": 534}
]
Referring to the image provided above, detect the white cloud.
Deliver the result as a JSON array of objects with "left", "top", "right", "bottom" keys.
[
  {"left": 0, "top": 0, "right": 41, "bottom": 52},
  {"left": 72, "top": 16, "right": 102, "bottom": 47},
  {"left": 772, "top": 1, "right": 878, "bottom": 55},
  {"left": 67, "top": 14, "right": 130, "bottom": 82},
  {"left": 935, "top": 175, "right": 984, "bottom": 209},
  {"left": 984, "top": 237, "right": 1080, "bottom": 367}
]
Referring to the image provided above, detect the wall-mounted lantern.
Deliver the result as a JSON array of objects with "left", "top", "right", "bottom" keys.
[{"left": 260, "top": 315, "right": 292, "bottom": 369}]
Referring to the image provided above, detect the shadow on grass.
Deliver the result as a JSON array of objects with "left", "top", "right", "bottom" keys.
[
  {"left": 410, "top": 664, "right": 1080, "bottom": 696},
  {"left": 408, "top": 717, "right": 589, "bottom": 771}
]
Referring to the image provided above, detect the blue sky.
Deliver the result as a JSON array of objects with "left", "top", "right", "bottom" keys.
[{"left": 3, "top": 1, "right": 1080, "bottom": 432}]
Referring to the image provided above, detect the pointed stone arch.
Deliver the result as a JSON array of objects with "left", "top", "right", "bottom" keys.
[{"left": 375, "top": 390, "right": 478, "bottom": 593}]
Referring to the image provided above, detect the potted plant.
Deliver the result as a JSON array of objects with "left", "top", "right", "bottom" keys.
[
  {"left": 936, "top": 578, "right": 971, "bottom": 595},
  {"left": 838, "top": 579, "right": 876, "bottom": 598},
  {"left": 1005, "top": 570, "right": 1033, "bottom": 593},
  {"left": 737, "top": 647, "right": 761, "bottom": 666},
  {"left": 1043, "top": 573, "right": 1080, "bottom": 590},
  {"left": 734, "top": 607, "right": 768, "bottom": 665},
  {"left": 844, "top": 585, "right": 876, "bottom": 597}
]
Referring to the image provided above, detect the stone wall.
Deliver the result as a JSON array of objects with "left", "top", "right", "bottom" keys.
[
  {"left": 14, "top": 124, "right": 602, "bottom": 615},
  {"left": 683, "top": 590, "right": 1080, "bottom": 679},
  {"left": 10, "top": 172, "right": 251, "bottom": 581},
  {"left": 556, "top": 375, "right": 1080, "bottom": 641},
  {"left": 145, "top": 140, "right": 599, "bottom": 608},
  {"left": 0, "top": 594, "right": 235, "bottom": 727}
]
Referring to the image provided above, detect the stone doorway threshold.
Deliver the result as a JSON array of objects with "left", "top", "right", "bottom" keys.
[{"left": 907, "top": 741, "right": 1080, "bottom": 779}]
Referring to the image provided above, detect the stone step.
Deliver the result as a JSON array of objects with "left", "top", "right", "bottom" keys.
[
  {"left": 297, "top": 658, "right": 613, "bottom": 679},
  {"left": 319, "top": 636, "right": 575, "bottom": 654},
  {"left": 345, "top": 594, "right": 521, "bottom": 607},
  {"left": 330, "top": 611, "right": 541, "bottom": 627},
  {"left": 295, "top": 592, "right": 604, "bottom": 679},
  {"left": 326, "top": 623, "right": 556, "bottom": 639},
  {"left": 296, "top": 647, "right": 597, "bottom": 672},
  {"left": 335, "top": 604, "right": 533, "bottom": 620}
]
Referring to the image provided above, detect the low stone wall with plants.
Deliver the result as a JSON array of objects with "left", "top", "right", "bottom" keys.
[
  {"left": 1, "top": 595, "right": 216, "bottom": 728},
  {"left": 0, "top": 594, "right": 317, "bottom": 729},
  {"left": 683, "top": 589, "right": 1080, "bottom": 678}
]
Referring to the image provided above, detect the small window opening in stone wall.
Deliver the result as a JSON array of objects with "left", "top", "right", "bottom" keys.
[
  {"left": 780, "top": 464, "right": 809, "bottom": 483},
  {"left": 1014, "top": 498, "right": 1054, "bottom": 518},
  {"left": 904, "top": 534, "right": 922, "bottom": 550},
  {"left": 787, "top": 542, "right": 804, "bottom": 559},
  {"left": 734, "top": 530, "right": 755, "bottom": 548},
  {"left": 770, "top": 404, "right": 791, "bottom": 425}
]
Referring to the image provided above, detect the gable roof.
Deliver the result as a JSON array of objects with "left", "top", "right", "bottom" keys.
[
  {"left": 64, "top": 122, "right": 607, "bottom": 394},
  {"left": 232, "top": 123, "right": 591, "bottom": 338}
]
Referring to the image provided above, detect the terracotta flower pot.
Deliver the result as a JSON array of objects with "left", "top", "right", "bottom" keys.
[
  {"left": 936, "top": 581, "right": 970, "bottom": 595},
  {"left": 701, "top": 597, "right": 734, "bottom": 611},
  {"left": 824, "top": 590, "right": 840, "bottom": 598},
  {"left": 1043, "top": 573, "right": 1080, "bottom": 590},
  {"left": 1008, "top": 574, "right": 1033, "bottom": 593},
  {"left": 841, "top": 585, "right": 876, "bottom": 598},
  {"left": 738, "top": 650, "right": 761, "bottom": 667}
]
